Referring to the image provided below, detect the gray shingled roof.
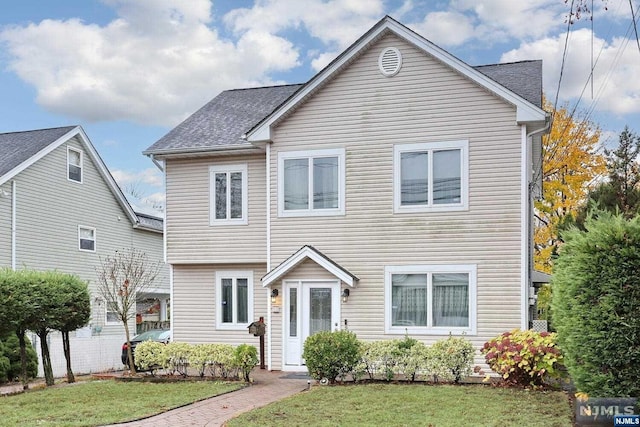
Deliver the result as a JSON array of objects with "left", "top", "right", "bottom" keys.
[
  {"left": 144, "top": 84, "right": 302, "bottom": 154},
  {"left": 136, "top": 212, "right": 164, "bottom": 232},
  {"left": 474, "top": 60, "right": 542, "bottom": 108},
  {"left": 0, "top": 126, "right": 76, "bottom": 177},
  {"left": 145, "top": 61, "right": 542, "bottom": 154}
]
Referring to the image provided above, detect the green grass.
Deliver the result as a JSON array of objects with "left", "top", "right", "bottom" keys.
[
  {"left": 0, "top": 379, "right": 243, "bottom": 426},
  {"left": 228, "top": 383, "right": 573, "bottom": 427}
]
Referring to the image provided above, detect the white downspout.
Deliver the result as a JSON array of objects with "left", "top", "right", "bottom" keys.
[
  {"left": 11, "top": 180, "right": 16, "bottom": 270},
  {"left": 266, "top": 143, "right": 272, "bottom": 370},
  {"left": 522, "top": 116, "right": 551, "bottom": 329}
]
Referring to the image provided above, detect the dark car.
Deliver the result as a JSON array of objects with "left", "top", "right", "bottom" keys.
[{"left": 121, "top": 329, "right": 170, "bottom": 367}]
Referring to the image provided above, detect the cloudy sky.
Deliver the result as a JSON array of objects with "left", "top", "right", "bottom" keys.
[{"left": 1, "top": 0, "right": 639, "bottom": 215}]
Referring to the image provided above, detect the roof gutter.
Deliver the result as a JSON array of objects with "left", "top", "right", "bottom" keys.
[{"left": 143, "top": 144, "right": 260, "bottom": 158}]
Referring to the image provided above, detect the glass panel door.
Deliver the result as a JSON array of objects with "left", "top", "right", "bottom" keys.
[{"left": 309, "top": 288, "right": 332, "bottom": 335}]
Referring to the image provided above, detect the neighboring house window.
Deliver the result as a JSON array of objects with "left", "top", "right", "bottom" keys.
[
  {"left": 209, "top": 164, "right": 248, "bottom": 225},
  {"left": 216, "top": 271, "right": 253, "bottom": 330},
  {"left": 278, "top": 148, "right": 345, "bottom": 217},
  {"left": 67, "top": 147, "right": 83, "bottom": 183},
  {"left": 393, "top": 140, "right": 468, "bottom": 212},
  {"left": 105, "top": 307, "right": 119, "bottom": 325},
  {"left": 385, "top": 265, "right": 476, "bottom": 335},
  {"left": 78, "top": 226, "right": 96, "bottom": 252}
]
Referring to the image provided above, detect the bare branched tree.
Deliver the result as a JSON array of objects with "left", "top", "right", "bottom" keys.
[{"left": 96, "top": 248, "right": 161, "bottom": 374}]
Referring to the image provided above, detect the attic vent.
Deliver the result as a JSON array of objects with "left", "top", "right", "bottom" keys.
[{"left": 378, "top": 47, "right": 402, "bottom": 77}]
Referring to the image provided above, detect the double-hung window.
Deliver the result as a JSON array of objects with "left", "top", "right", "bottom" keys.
[
  {"left": 278, "top": 148, "right": 345, "bottom": 217},
  {"left": 394, "top": 140, "right": 468, "bottom": 212},
  {"left": 209, "top": 164, "right": 248, "bottom": 225},
  {"left": 78, "top": 226, "right": 96, "bottom": 252},
  {"left": 385, "top": 265, "right": 476, "bottom": 335},
  {"left": 216, "top": 271, "right": 253, "bottom": 330},
  {"left": 68, "top": 147, "right": 83, "bottom": 183}
]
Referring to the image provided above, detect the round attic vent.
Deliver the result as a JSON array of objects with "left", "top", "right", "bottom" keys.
[{"left": 378, "top": 47, "right": 402, "bottom": 77}]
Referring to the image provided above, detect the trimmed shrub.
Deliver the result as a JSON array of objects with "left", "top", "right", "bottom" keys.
[
  {"left": 207, "top": 344, "right": 235, "bottom": 378},
  {"left": 233, "top": 344, "right": 258, "bottom": 382},
  {"left": 134, "top": 341, "right": 168, "bottom": 375},
  {"left": 552, "top": 212, "right": 640, "bottom": 396},
  {"left": 482, "top": 329, "right": 563, "bottom": 388},
  {"left": 360, "top": 339, "right": 400, "bottom": 381},
  {"left": 164, "top": 342, "right": 192, "bottom": 377},
  {"left": 396, "top": 341, "right": 431, "bottom": 382},
  {"left": 430, "top": 335, "right": 475, "bottom": 383},
  {"left": 303, "top": 330, "right": 361, "bottom": 383},
  {"left": 0, "top": 333, "right": 38, "bottom": 382}
]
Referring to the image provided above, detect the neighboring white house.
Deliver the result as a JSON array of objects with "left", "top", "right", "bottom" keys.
[
  {"left": 0, "top": 125, "right": 169, "bottom": 377},
  {"left": 144, "top": 16, "right": 550, "bottom": 371}
]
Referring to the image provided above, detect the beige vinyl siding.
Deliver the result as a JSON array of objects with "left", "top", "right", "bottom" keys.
[
  {"left": 268, "top": 33, "right": 524, "bottom": 363},
  {"left": 165, "top": 154, "right": 266, "bottom": 264},
  {"left": 0, "top": 182, "right": 11, "bottom": 267},
  {"left": 171, "top": 263, "right": 268, "bottom": 346}
]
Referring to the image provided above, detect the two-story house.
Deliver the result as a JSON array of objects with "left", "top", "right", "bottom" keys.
[
  {"left": 144, "top": 16, "right": 549, "bottom": 371},
  {"left": 0, "top": 125, "right": 169, "bottom": 376}
]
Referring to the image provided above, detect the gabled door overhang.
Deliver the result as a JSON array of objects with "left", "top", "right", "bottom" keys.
[{"left": 262, "top": 245, "right": 359, "bottom": 287}]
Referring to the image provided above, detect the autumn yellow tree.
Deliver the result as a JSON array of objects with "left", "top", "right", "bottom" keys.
[{"left": 534, "top": 99, "right": 606, "bottom": 273}]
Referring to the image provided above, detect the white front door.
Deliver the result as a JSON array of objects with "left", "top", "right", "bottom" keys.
[{"left": 284, "top": 280, "right": 340, "bottom": 368}]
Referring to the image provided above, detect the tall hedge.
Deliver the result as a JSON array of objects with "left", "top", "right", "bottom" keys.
[{"left": 552, "top": 212, "right": 640, "bottom": 396}]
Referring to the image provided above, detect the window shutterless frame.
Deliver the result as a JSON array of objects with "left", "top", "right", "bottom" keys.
[
  {"left": 67, "top": 146, "right": 83, "bottom": 183},
  {"left": 78, "top": 225, "right": 96, "bottom": 252},
  {"left": 384, "top": 264, "right": 477, "bottom": 335},
  {"left": 277, "top": 148, "right": 346, "bottom": 217},
  {"left": 393, "top": 140, "right": 469, "bottom": 213},
  {"left": 215, "top": 270, "right": 254, "bottom": 330},
  {"left": 209, "top": 164, "right": 248, "bottom": 225}
]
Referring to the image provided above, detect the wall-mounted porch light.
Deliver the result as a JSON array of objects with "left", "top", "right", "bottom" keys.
[
  {"left": 341, "top": 288, "right": 350, "bottom": 303},
  {"left": 271, "top": 288, "right": 279, "bottom": 303}
]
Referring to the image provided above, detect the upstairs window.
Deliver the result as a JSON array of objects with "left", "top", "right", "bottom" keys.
[
  {"left": 209, "top": 164, "right": 248, "bottom": 225},
  {"left": 394, "top": 140, "right": 468, "bottom": 213},
  {"left": 67, "top": 147, "right": 83, "bottom": 183},
  {"left": 78, "top": 226, "right": 96, "bottom": 252},
  {"left": 278, "top": 148, "right": 345, "bottom": 217}
]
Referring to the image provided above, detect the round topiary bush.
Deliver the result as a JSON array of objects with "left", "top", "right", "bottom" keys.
[{"left": 303, "top": 330, "right": 361, "bottom": 383}]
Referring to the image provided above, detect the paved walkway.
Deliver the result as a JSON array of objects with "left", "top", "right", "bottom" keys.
[{"left": 110, "top": 370, "right": 310, "bottom": 427}]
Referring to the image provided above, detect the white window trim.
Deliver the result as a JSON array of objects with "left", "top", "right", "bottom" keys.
[
  {"left": 78, "top": 225, "right": 96, "bottom": 253},
  {"left": 384, "top": 264, "right": 477, "bottom": 335},
  {"left": 209, "top": 164, "right": 248, "bottom": 225},
  {"left": 215, "top": 270, "right": 254, "bottom": 330},
  {"left": 104, "top": 304, "right": 121, "bottom": 326},
  {"left": 393, "top": 140, "right": 469, "bottom": 213},
  {"left": 277, "top": 148, "right": 346, "bottom": 217},
  {"left": 67, "top": 146, "right": 83, "bottom": 183}
]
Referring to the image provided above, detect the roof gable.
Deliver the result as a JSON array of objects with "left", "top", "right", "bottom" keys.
[
  {"left": 0, "top": 126, "right": 161, "bottom": 233},
  {"left": 246, "top": 16, "right": 546, "bottom": 143},
  {"left": 262, "top": 245, "right": 359, "bottom": 287}
]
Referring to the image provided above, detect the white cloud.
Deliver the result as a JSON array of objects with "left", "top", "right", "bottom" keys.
[
  {"left": 501, "top": 28, "right": 640, "bottom": 115},
  {"left": 0, "top": 0, "right": 300, "bottom": 126},
  {"left": 408, "top": 0, "right": 564, "bottom": 47},
  {"left": 112, "top": 167, "right": 163, "bottom": 188}
]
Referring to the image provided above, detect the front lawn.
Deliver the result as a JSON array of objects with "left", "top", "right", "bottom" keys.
[
  {"left": 228, "top": 383, "right": 572, "bottom": 427},
  {"left": 0, "top": 380, "right": 243, "bottom": 426}
]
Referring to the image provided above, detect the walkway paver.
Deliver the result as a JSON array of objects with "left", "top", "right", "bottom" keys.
[{"left": 110, "top": 370, "right": 310, "bottom": 427}]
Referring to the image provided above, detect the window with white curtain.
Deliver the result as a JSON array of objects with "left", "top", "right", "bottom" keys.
[
  {"left": 278, "top": 148, "right": 345, "bottom": 217},
  {"left": 393, "top": 140, "right": 468, "bottom": 213},
  {"left": 209, "top": 164, "right": 248, "bottom": 225},
  {"left": 78, "top": 226, "right": 96, "bottom": 252},
  {"left": 216, "top": 271, "right": 253, "bottom": 330},
  {"left": 67, "top": 147, "right": 83, "bottom": 183},
  {"left": 385, "top": 265, "right": 476, "bottom": 335}
]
